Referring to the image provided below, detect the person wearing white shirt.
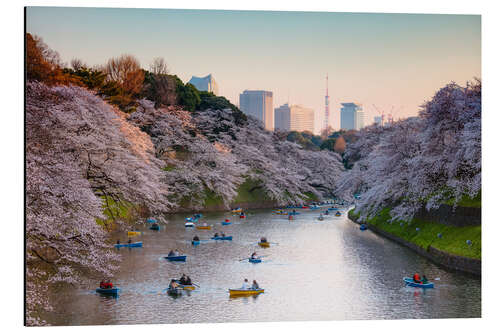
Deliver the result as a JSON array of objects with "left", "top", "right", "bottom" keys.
[{"left": 241, "top": 278, "right": 250, "bottom": 289}]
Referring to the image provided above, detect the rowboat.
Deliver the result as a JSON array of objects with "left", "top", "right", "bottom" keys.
[
  {"left": 318, "top": 216, "right": 324, "bottom": 221},
  {"left": 360, "top": 224, "right": 367, "bottom": 231},
  {"left": 167, "top": 288, "right": 182, "bottom": 296},
  {"left": 96, "top": 287, "right": 119, "bottom": 295},
  {"left": 174, "top": 280, "right": 196, "bottom": 291},
  {"left": 114, "top": 242, "right": 143, "bottom": 248},
  {"left": 165, "top": 255, "right": 187, "bottom": 261},
  {"left": 335, "top": 212, "right": 342, "bottom": 217},
  {"left": 239, "top": 215, "right": 246, "bottom": 219},
  {"left": 149, "top": 225, "right": 160, "bottom": 230},
  {"left": 231, "top": 208, "right": 242, "bottom": 213},
  {"left": 258, "top": 242, "right": 270, "bottom": 248},
  {"left": 221, "top": 221, "right": 232, "bottom": 225},
  {"left": 196, "top": 225, "right": 211, "bottom": 230},
  {"left": 403, "top": 277, "right": 434, "bottom": 289},
  {"left": 211, "top": 236, "right": 233, "bottom": 241},
  {"left": 127, "top": 231, "right": 142, "bottom": 237},
  {"left": 185, "top": 222, "right": 195, "bottom": 227},
  {"left": 191, "top": 240, "right": 200, "bottom": 246},
  {"left": 249, "top": 258, "right": 262, "bottom": 263},
  {"left": 146, "top": 218, "right": 157, "bottom": 223},
  {"left": 228, "top": 288, "right": 264, "bottom": 296}
]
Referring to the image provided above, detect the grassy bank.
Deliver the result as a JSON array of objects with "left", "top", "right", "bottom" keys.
[{"left": 349, "top": 208, "right": 481, "bottom": 259}]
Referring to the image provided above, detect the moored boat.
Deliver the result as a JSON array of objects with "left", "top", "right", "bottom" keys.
[
  {"left": 228, "top": 288, "right": 264, "bottom": 296},
  {"left": 360, "top": 224, "right": 367, "bottom": 231},
  {"left": 258, "top": 242, "right": 270, "bottom": 248},
  {"left": 403, "top": 277, "right": 434, "bottom": 289},
  {"left": 114, "top": 242, "right": 143, "bottom": 248},
  {"left": 185, "top": 222, "right": 195, "bottom": 227},
  {"left": 127, "top": 231, "right": 142, "bottom": 237}
]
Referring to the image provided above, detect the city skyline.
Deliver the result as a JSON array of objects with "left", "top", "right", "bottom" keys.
[{"left": 26, "top": 7, "right": 480, "bottom": 132}]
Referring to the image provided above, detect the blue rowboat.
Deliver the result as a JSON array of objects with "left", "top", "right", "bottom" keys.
[
  {"left": 211, "top": 236, "right": 233, "bottom": 241},
  {"left": 96, "top": 287, "right": 119, "bottom": 295},
  {"left": 360, "top": 224, "right": 367, "bottom": 231},
  {"left": 185, "top": 222, "right": 195, "bottom": 227},
  {"left": 403, "top": 277, "right": 434, "bottom": 289},
  {"left": 147, "top": 218, "right": 157, "bottom": 223},
  {"left": 191, "top": 240, "right": 200, "bottom": 246},
  {"left": 221, "top": 221, "right": 232, "bottom": 225},
  {"left": 165, "top": 255, "right": 187, "bottom": 262},
  {"left": 114, "top": 242, "right": 142, "bottom": 248},
  {"left": 249, "top": 258, "right": 262, "bottom": 263},
  {"left": 194, "top": 213, "right": 202, "bottom": 219}
]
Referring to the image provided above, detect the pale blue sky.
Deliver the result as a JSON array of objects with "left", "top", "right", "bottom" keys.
[{"left": 26, "top": 7, "right": 480, "bottom": 132}]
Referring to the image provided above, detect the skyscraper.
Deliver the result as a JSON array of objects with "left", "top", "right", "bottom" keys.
[
  {"left": 188, "top": 74, "right": 219, "bottom": 95},
  {"left": 340, "top": 103, "right": 365, "bottom": 130},
  {"left": 274, "top": 104, "right": 315, "bottom": 133},
  {"left": 239, "top": 90, "right": 274, "bottom": 130}
]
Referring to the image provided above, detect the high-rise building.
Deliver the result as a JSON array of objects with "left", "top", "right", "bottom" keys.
[
  {"left": 274, "top": 104, "right": 315, "bottom": 133},
  {"left": 239, "top": 90, "right": 274, "bottom": 130},
  {"left": 340, "top": 103, "right": 365, "bottom": 130},
  {"left": 188, "top": 74, "right": 219, "bottom": 95}
]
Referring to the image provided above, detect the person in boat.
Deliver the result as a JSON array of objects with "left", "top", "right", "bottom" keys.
[
  {"left": 250, "top": 252, "right": 258, "bottom": 259},
  {"left": 413, "top": 273, "right": 422, "bottom": 284},
  {"left": 185, "top": 275, "right": 192, "bottom": 285},
  {"left": 193, "top": 236, "right": 200, "bottom": 241},
  {"left": 221, "top": 233, "right": 226, "bottom": 237},
  {"left": 422, "top": 275, "right": 429, "bottom": 284},
  {"left": 260, "top": 237, "right": 267, "bottom": 243},
  {"left": 173, "top": 249, "right": 180, "bottom": 256},
  {"left": 252, "top": 280, "right": 260, "bottom": 290},
  {"left": 241, "top": 279, "right": 250, "bottom": 289},
  {"left": 116, "top": 239, "right": 120, "bottom": 244},
  {"left": 325, "top": 210, "right": 329, "bottom": 215},
  {"left": 179, "top": 274, "right": 187, "bottom": 285},
  {"left": 169, "top": 279, "right": 179, "bottom": 290},
  {"left": 127, "top": 239, "right": 132, "bottom": 244},
  {"left": 168, "top": 250, "right": 175, "bottom": 256},
  {"left": 214, "top": 232, "right": 219, "bottom": 238},
  {"left": 100, "top": 280, "right": 106, "bottom": 289}
]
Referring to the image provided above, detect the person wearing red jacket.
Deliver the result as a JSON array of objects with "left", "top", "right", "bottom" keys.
[{"left": 413, "top": 273, "right": 422, "bottom": 284}]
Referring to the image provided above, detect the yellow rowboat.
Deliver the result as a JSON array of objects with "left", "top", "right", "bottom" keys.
[
  {"left": 196, "top": 225, "right": 211, "bottom": 230},
  {"left": 258, "top": 242, "right": 270, "bottom": 248},
  {"left": 181, "top": 285, "right": 196, "bottom": 291},
  {"left": 231, "top": 208, "right": 242, "bottom": 213},
  {"left": 127, "top": 231, "right": 142, "bottom": 237},
  {"left": 228, "top": 289, "right": 264, "bottom": 297}
]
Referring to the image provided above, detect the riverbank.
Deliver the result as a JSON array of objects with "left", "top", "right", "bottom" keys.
[{"left": 348, "top": 207, "right": 481, "bottom": 275}]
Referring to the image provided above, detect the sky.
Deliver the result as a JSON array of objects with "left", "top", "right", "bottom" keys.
[{"left": 26, "top": 7, "right": 481, "bottom": 133}]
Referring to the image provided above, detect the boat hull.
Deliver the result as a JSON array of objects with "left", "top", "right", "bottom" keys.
[
  {"left": 249, "top": 258, "right": 262, "bottom": 263},
  {"left": 403, "top": 277, "right": 434, "bottom": 288},
  {"left": 165, "top": 255, "right": 187, "bottom": 261},
  {"left": 196, "top": 226, "right": 211, "bottom": 230},
  {"left": 258, "top": 242, "right": 270, "bottom": 248},
  {"left": 211, "top": 236, "right": 233, "bottom": 241},
  {"left": 127, "top": 231, "right": 142, "bottom": 236},
  {"left": 191, "top": 240, "right": 200, "bottom": 245},
  {"left": 114, "top": 242, "right": 142, "bottom": 248},
  {"left": 96, "top": 287, "right": 119, "bottom": 295},
  {"left": 221, "top": 222, "right": 232, "bottom": 225},
  {"left": 228, "top": 288, "right": 264, "bottom": 296}
]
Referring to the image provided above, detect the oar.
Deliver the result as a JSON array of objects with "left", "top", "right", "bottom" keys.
[
  {"left": 239, "top": 257, "right": 250, "bottom": 261},
  {"left": 192, "top": 283, "right": 200, "bottom": 287},
  {"left": 268, "top": 242, "right": 279, "bottom": 245}
]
